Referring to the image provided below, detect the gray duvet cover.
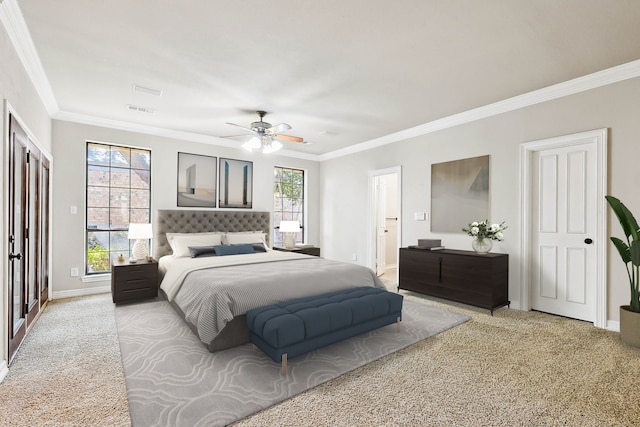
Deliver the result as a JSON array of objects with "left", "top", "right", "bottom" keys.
[{"left": 172, "top": 257, "right": 384, "bottom": 349}]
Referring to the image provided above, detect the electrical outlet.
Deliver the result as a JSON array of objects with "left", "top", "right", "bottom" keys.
[
  {"left": 352, "top": 253, "right": 358, "bottom": 261},
  {"left": 70, "top": 205, "right": 78, "bottom": 215},
  {"left": 70, "top": 267, "right": 79, "bottom": 277}
]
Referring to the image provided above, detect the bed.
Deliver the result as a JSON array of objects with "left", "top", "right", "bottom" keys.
[{"left": 154, "top": 209, "right": 384, "bottom": 352}]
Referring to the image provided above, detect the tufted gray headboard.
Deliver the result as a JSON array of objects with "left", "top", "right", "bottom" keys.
[{"left": 153, "top": 210, "right": 271, "bottom": 258}]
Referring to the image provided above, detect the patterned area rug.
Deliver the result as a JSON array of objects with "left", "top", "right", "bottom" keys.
[{"left": 115, "top": 298, "right": 469, "bottom": 427}]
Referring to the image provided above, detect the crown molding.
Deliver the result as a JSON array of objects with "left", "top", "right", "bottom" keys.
[
  {"left": 318, "top": 59, "right": 640, "bottom": 161},
  {"left": 55, "top": 59, "right": 640, "bottom": 163},
  {"left": 53, "top": 111, "right": 319, "bottom": 161},
  {"left": 0, "top": 0, "right": 58, "bottom": 115}
]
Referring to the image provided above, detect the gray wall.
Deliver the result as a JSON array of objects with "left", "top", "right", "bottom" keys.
[
  {"left": 51, "top": 120, "right": 320, "bottom": 296},
  {"left": 319, "top": 76, "right": 640, "bottom": 324}
]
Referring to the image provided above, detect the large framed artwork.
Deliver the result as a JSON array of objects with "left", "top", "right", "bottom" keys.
[
  {"left": 431, "top": 155, "right": 489, "bottom": 233},
  {"left": 219, "top": 158, "right": 253, "bottom": 209},
  {"left": 177, "top": 152, "right": 217, "bottom": 207}
]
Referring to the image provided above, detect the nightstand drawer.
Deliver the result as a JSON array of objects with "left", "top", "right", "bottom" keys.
[
  {"left": 115, "top": 286, "right": 157, "bottom": 303},
  {"left": 115, "top": 263, "right": 156, "bottom": 279},
  {"left": 115, "top": 277, "right": 154, "bottom": 291}
]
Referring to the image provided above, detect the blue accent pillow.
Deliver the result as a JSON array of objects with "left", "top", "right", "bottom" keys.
[
  {"left": 213, "top": 244, "right": 256, "bottom": 256},
  {"left": 188, "top": 246, "right": 217, "bottom": 258},
  {"left": 252, "top": 243, "right": 267, "bottom": 252}
]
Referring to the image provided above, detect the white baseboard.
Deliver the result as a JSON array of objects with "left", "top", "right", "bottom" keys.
[
  {"left": 606, "top": 320, "right": 620, "bottom": 332},
  {"left": 51, "top": 286, "right": 111, "bottom": 300},
  {"left": 0, "top": 360, "right": 8, "bottom": 384}
]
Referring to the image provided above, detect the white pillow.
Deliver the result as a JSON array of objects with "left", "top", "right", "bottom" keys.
[
  {"left": 223, "top": 231, "right": 267, "bottom": 246},
  {"left": 166, "top": 232, "right": 223, "bottom": 257}
]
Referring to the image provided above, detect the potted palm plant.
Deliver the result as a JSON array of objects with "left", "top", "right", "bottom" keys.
[{"left": 605, "top": 195, "right": 640, "bottom": 348}]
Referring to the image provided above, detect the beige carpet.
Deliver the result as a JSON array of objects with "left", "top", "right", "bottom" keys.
[
  {"left": 2, "top": 276, "right": 640, "bottom": 426},
  {"left": 0, "top": 295, "right": 131, "bottom": 427}
]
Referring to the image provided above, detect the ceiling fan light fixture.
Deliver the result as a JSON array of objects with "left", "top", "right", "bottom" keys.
[
  {"left": 242, "top": 136, "right": 261, "bottom": 152},
  {"left": 262, "top": 139, "right": 283, "bottom": 154},
  {"left": 225, "top": 111, "right": 301, "bottom": 154}
]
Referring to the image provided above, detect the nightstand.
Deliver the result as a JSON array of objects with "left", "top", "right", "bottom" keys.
[
  {"left": 111, "top": 258, "right": 158, "bottom": 303},
  {"left": 273, "top": 246, "right": 321, "bottom": 257}
]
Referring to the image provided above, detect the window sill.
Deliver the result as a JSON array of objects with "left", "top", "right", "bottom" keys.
[{"left": 81, "top": 273, "right": 110, "bottom": 283}]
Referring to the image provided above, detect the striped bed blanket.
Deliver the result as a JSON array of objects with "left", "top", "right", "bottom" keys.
[{"left": 159, "top": 251, "right": 384, "bottom": 347}]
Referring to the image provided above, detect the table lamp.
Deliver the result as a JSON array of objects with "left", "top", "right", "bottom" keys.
[
  {"left": 128, "top": 223, "right": 153, "bottom": 260},
  {"left": 279, "top": 220, "right": 300, "bottom": 249}
]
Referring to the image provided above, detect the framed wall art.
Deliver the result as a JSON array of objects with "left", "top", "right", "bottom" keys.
[
  {"left": 431, "top": 155, "right": 489, "bottom": 232},
  {"left": 177, "top": 152, "right": 217, "bottom": 207},
  {"left": 219, "top": 158, "right": 253, "bottom": 209}
]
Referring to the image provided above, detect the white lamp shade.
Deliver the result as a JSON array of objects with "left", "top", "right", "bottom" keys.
[
  {"left": 128, "top": 223, "right": 153, "bottom": 239},
  {"left": 242, "top": 136, "right": 261, "bottom": 152},
  {"left": 262, "top": 139, "right": 283, "bottom": 153},
  {"left": 279, "top": 221, "right": 300, "bottom": 233}
]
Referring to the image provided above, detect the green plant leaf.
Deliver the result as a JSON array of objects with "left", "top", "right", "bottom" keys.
[
  {"left": 611, "top": 237, "right": 631, "bottom": 264},
  {"left": 606, "top": 195, "right": 640, "bottom": 241},
  {"left": 632, "top": 240, "right": 640, "bottom": 267}
]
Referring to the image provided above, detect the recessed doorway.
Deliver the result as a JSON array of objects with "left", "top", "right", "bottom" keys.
[{"left": 368, "top": 167, "right": 402, "bottom": 281}]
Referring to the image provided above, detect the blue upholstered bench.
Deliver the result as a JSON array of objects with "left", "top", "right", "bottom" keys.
[{"left": 246, "top": 287, "right": 403, "bottom": 374}]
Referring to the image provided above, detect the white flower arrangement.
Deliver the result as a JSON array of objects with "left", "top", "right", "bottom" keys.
[{"left": 462, "top": 220, "right": 507, "bottom": 241}]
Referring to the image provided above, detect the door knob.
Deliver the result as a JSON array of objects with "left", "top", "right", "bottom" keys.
[
  {"left": 9, "top": 252, "right": 22, "bottom": 260},
  {"left": 584, "top": 238, "right": 593, "bottom": 244}
]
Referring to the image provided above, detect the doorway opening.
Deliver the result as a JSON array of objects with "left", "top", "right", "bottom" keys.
[{"left": 368, "top": 167, "right": 402, "bottom": 285}]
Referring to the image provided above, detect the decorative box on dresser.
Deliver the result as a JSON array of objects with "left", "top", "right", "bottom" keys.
[
  {"left": 111, "top": 258, "right": 158, "bottom": 303},
  {"left": 398, "top": 247, "right": 509, "bottom": 314}
]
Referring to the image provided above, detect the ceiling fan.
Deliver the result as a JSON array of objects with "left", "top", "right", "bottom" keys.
[{"left": 225, "top": 111, "right": 305, "bottom": 153}]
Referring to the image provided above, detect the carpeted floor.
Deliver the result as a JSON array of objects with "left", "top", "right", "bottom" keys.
[
  {"left": 2, "top": 272, "right": 640, "bottom": 426},
  {"left": 0, "top": 295, "right": 131, "bottom": 426}
]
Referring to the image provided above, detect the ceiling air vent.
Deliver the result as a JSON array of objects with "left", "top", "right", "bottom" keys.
[
  {"left": 127, "top": 104, "right": 156, "bottom": 114},
  {"left": 133, "top": 84, "right": 163, "bottom": 97}
]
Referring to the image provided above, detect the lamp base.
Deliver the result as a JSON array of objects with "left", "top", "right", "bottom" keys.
[
  {"left": 284, "top": 233, "right": 296, "bottom": 249},
  {"left": 132, "top": 239, "right": 149, "bottom": 260}
]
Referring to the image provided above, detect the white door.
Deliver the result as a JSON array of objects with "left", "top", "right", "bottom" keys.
[
  {"left": 368, "top": 167, "right": 402, "bottom": 279},
  {"left": 375, "top": 178, "right": 387, "bottom": 276},
  {"left": 530, "top": 140, "right": 598, "bottom": 321}
]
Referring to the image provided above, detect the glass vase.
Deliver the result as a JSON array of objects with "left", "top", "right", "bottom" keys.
[{"left": 472, "top": 237, "right": 493, "bottom": 254}]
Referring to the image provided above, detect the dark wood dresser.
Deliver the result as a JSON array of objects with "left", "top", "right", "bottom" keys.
[
  {"left": 111, "top": 258, "right": 158, "bottom": 303},
  {"left": 399, "top": 247, "right": 509, "bottom": 314}
]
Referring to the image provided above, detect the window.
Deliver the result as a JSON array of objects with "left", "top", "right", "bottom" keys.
[
  {"left": 86, "top": 142, "right": 151, "bottom": 274},
  {"left": 273, "top": 166, "right": 304, "bottom": 246}
]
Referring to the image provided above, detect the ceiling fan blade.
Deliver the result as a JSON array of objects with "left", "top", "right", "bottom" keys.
[
  {"left": 267, "top": 123, "right": 292, "bottom": 133},
  {"left": 220, "top": 133, "right": 254, "bottom": 138},
  {"left": 226, "top": 122, "right": 254, "bottom": 132},
  {"left": 273, "top": 134, "right": 304, "bottom": 143}
]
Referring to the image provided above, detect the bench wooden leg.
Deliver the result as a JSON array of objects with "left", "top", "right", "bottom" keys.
[
  {"left": 397, "top": 316, "right": 401, "bottom": 332},
  {"left": 281, "top": 353, "right": 288, "bottom": 376}
]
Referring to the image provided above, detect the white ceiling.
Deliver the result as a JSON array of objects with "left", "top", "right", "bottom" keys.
[{"left": 14, "top": 0, "right": 640, "bottom": 157}]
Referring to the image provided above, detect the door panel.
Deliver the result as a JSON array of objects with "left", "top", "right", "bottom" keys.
[
  {"left": 531, "top": 142, "right": 597, "bottom": 321},
  {"left": 40, "top": 157, "right": 51, "bottom": 302},
  {"left": 26, "top": 142, "right": 41, "bottom": 324},
  {"left": 7, "top": 114, "right": 48, "bottom": 363},
  {"left": 375, "top": 178, "right": 386, "bottom": 276},
  {"left": 8, "top": 115, "right": 28, "bottom": 360}
]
